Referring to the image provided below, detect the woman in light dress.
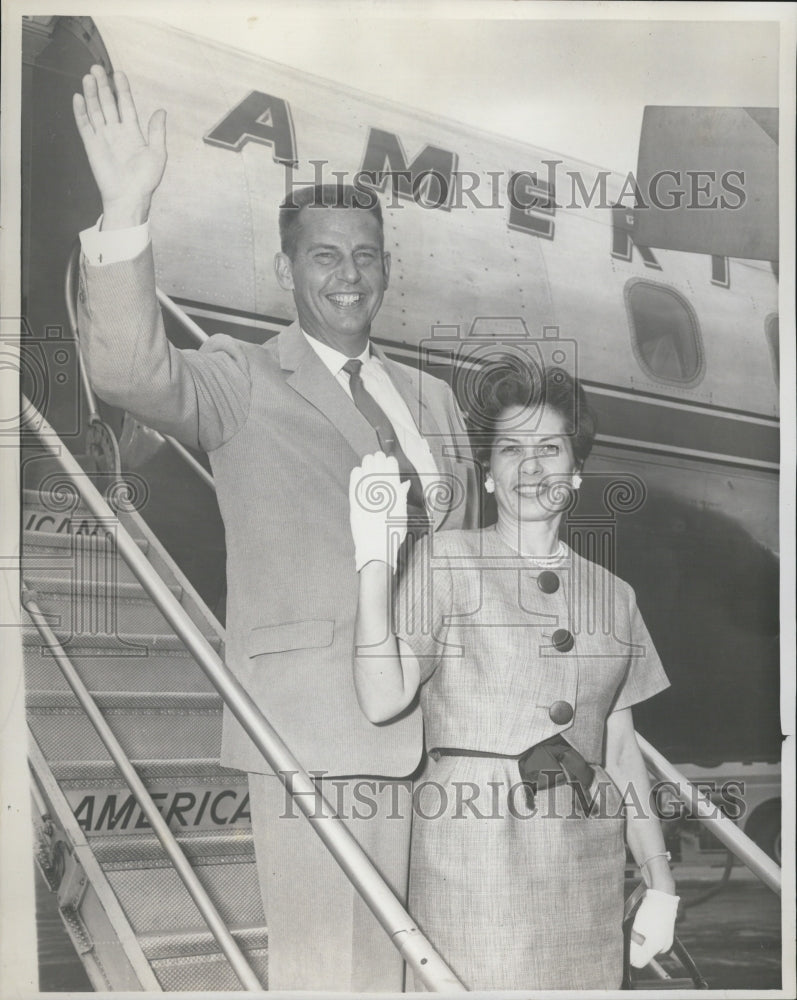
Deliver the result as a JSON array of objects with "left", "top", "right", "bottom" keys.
[{"left": 348, "top": 362, "right": 678, "bottom": 990}]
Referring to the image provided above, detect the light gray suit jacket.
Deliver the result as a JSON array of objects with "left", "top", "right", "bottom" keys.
[{"left": 77, "top": 244, "right": 478, "bottom": 776}]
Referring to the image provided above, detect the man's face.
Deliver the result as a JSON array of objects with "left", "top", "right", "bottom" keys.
[{"left": 274, "top": 207, "right": 390, "bottom": 355}]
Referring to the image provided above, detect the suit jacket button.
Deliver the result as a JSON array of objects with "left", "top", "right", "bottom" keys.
[
  {"left": 552, "top": 628, "right": 574, "bottom": 652},
  {"left": 537, "top": 570, "right": 559, "bottom": 593},
  {"left": 549, "top": 700, "right": 574, "bottom": 725}
]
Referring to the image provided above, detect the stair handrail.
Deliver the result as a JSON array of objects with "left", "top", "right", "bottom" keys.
[
  {"left": 637, "top": 734, "right": 781, "bottom": 895},
  {"left": 21, "top": 393, "right": 467, "bottom": 994},
  {"left": 66, "top": 243, "right": 214, "bottom": 492},
  {"left": 21, "top": 585, "right": 263, "bottom": 992}
]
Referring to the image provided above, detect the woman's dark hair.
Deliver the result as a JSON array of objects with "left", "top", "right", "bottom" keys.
[{"left": 467, "top": 355, "right": 597, "bottom": 469}]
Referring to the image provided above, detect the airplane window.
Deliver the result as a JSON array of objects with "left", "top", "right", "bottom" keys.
[
  {"left": 765, "top": 314, "right": 779, "bottom": 382},
  {"left": 711, "top": 255, "right": 729, "bottom": 287},
  {"left": 626, "top": 280, "right": 703, "bottom": 384}
]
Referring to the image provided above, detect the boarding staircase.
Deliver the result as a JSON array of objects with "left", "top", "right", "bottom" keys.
[{"left": 22, "top": 464, "right": 268, "bottom": 991}]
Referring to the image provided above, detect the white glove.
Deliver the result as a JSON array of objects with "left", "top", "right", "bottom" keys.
[
  {"left": 349, "top": 452, "right": 410, "bottom": 572},
  {"left": 629, "top": 889, "right": 680, "bottom": 968}
]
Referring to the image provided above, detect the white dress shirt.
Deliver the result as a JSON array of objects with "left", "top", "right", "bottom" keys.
[
  {"left": 80, "top": 216, "right": 150, "bottom": 265},
  {"left": 302, "top": 334, "right": 440, "bottom": 490},
  {"left": 78, "top": 219, "right": 441, "bottom": 500}
]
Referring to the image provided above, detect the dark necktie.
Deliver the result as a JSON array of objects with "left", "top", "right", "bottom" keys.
[{"left": 342, "top": 358, "right": 428, "bottom": 524}]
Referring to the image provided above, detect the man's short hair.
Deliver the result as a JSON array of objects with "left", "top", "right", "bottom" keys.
[{"left": 279, "top": 184, "right": 384, "bottom": 259}]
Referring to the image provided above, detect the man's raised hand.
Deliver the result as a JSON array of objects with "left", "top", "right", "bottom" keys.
[{"left": 73, "top": 65, "right": 167, "bottom": 229}]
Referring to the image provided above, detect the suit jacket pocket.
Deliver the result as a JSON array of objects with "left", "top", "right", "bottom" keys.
[{"left": 248, "top": 619, "right": 334, "bottom": 657}]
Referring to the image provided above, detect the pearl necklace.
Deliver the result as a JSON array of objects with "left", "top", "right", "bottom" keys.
[
  {"left": 493, "top": 525, "right": 568, "bottom": 564},
  {"left": 523, "top": 540, "right": 568, "bottom": 565}
]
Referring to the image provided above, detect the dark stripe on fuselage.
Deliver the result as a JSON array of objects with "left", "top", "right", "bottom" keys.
[
  {"left": 374, "top": 339, "right": 779, "bottom": 470},
  {"left": 580, "top": 377, "right": 778, "bottom": 424},
  {"left": 586, "top": 391, "right": 778, "bottom": 468}
]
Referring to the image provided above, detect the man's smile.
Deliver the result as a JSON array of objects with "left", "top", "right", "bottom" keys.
[{"left": 327, "top": 292, "right": 366, "bottom": 308}]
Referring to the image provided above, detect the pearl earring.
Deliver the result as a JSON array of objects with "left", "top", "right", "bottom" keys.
[
  {"left": 572, "top": 474, "right": 583, "bottom": 490},
  {"left": 484, "top": 475, "right": 495, "bottom": 494}
]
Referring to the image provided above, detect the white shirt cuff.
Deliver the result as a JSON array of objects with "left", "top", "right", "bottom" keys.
[{"left": 79, "top": 216, "right": 150, "bottom": 266}]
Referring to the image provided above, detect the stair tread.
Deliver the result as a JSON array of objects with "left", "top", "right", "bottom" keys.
[
  {"left": 139, "top": 925, "right": 266, "bottom": 941},
  {"left": 23, "top": 486, "right": 110, "bottom": 508},
  {"left": 91, "top": 828, "right": 254, "bottom": 848},
  {"left": 26, "top": 690, "right": 222, "bottom": 710},
  {"left": 22, "top": 627, "right": 222, "bottom": 651},
  {"left": 105, "top": 863, "right": 264, "bottom": 932},
  {"left": 49, "top": 758, "right": 241, "bottom": 780},
  {"left": 23, "top": 576, "right": 182, "bottom": 598},
  {"left": 89, "top": 830, "right": 255, "bottom": 863},
  {"left": 138, "top": 925, "right": 266, "bottom": 963},
  {"left": 22, "top": 528, "right": 149, "bottom": 552}
]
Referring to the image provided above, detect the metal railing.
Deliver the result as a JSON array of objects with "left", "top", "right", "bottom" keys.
[
  {"left": 637, "top": 735, "right": 781, "bottom": 895},
  {"left": 21, "top": 393, "right": 466, "bottom": 993}
]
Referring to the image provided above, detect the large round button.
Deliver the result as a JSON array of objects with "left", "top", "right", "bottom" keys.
[
  {"left": 549, "top": 700, "right": 574, "bottom": 725},
  {"left": 537, "top": 571, "right": 560, "bottom": 594},
  {"left": 551, "top": 628, "right": 574, "bottom": 652}
]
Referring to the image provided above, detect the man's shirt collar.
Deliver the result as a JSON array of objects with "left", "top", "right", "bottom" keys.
[{"left": 301, "top": 329, "right": 370, "bottom": 378}]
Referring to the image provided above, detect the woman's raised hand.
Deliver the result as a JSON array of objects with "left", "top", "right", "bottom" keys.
[
  {"left": 348, "top": 452, "right": 410, "bottom": 572},
  {"left": 73, "top": 65, "right": 167, "bottom": 228}
]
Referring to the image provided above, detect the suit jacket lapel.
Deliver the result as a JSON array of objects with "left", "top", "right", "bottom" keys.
[{"left": 278, "top": 324, "right": 380, "bottom": 459}]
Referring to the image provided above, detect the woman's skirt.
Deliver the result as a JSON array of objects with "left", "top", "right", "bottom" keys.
[{"left": 408, "top": 754, "right": 627, "bottom": 991}]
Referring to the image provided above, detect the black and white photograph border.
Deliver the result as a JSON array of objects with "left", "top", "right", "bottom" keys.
[{"left": 1, "top": 1, "right": 795, "bottom": 997}]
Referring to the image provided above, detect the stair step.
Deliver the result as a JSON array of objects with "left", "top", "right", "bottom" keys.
[
  {"left": 138, "top": 925, "right": 266, "bottom": 962},
  {"left": 105, "top": 859, "right": 265, "bottom": 934},
  {"left": 89, "top": 830, "right": 254, "bottom": 864},
  {"left": 23, "top": 638, "right": 217, "bottom": 694},
  {"left": 22, "top": 577, "right": 186, "bottom": 634},
  {"left": 22, "top": 629, "right": 222, "bottom": 652},
  {"left": 24, "top": 576, "right": 181, "bottom": 600},
  {"left": 149, "top": 947, "right": 267, "bottom": 992},
  {"left": 26, "top": 691, "right": 222, "bottom": 711},
  {"left": 22, "top": 488, "right": 147, "bottom": 541},
  {"left": 22, "top": 527, "right": 149, "bottom": 553},
  {"left": 28, "top": 706, "right": 222, "bottom": 762},
  {"left": 22, "top": 529, "right": 149, "bottom": 585},
  {"left": 48, "top": 759, "right": 237, "bottom": 781}
]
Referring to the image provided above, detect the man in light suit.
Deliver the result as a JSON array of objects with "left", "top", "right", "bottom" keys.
[{"left": 73, "top": 65, "right": 476, "bottom": 991}]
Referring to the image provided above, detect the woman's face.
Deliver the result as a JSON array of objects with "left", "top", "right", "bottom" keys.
[{"left": 489, "top": 403, "right": 579, "bottom": 525}]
